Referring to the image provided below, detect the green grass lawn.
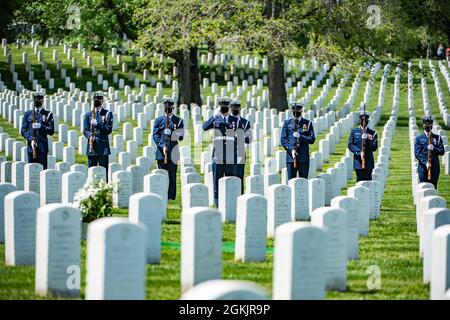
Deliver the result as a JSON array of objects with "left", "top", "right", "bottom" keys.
[{"left": 0, "top": 45, "right": 449, "bottom": 299}]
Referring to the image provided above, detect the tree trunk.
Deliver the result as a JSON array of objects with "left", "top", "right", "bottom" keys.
[
  {"left": 174, "top": 50, "right": 191, "bottom": 106},
  {"left": 267, "top": 53, "right": 288, "bottom": 111},
  {"left": 173, "top": 47, "right": 202, "bottom": 108},
  {"left": 263, "top": 0, "right": 288, "bottom": 111},
  {"left": 189, "top": 47, "right": 202, "bottom": 106}
]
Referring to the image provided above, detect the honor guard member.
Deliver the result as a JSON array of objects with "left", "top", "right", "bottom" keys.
[
  {"left": 83, "top": 92, "right": 113, "bottom": 179},
  {"left": 281, "top": 102, "right": 316, "bottom": 180},
  {"left": 347, "top": 111, "right": 378, "bottom": 182},
  {"left": 21, "top": 92, "right": 55, "bottom": 169},
  {"left": 152, "top": 98, "right": 185, "bottom": 200},
  {"left": 203, "top": 97, "right": 239, "bottom": 206},
  {"left": 414, "top": 115, "right": 445, "bottom": 189},
  {"left": 230, "top": 99, "right": 252, "bottom": 193}
]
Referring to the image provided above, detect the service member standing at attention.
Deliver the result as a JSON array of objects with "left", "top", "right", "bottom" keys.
[
  {"left": 83, "top": 92, "right": 113, "bottom": 179},
  {"left": 152, "top": 98, "right": 185, "bottom": 200},
  {"left": 414, "top": 115, "right": 445, "bottom": 189},
  {"left": 21, "top": 92, "right": 55, "bottom": 169},
  {"left": 203, "top": 97, "right": 239, "bottom": 206},
  {"left": 281, "top": 102, "right": 315, "bottom": 180},
  {"left": 230, "top": 99, "right": 252, "bottom": 193},
  {"left": 347, "top": 111, "right": 378, "bottom": 182}
]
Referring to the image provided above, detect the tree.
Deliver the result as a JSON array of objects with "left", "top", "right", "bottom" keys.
[
  {"left": 133, "top": 0, "right": 226, "bottom": 106},
  {"left": 0, "top": 0, "right": 28, "bottom": 40},
  {"left": 20, "top": 0, "right": 137, "bottom": 61},
  {"left": 222, "top": 0, "right": 322, "bottom": 111}
]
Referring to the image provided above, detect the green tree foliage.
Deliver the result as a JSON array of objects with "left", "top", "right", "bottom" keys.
[
  {"left": 3, "top": 0, "right": 449, "bottom": 109},
  {"left": 0, "top": 0, "right": 28, "bottom": 40},
  {"left": 17, "top": 0, "right": 138, "bottom": 59},
  {"left": 132, "top": 0, "right": 229, "bottom": 105}
]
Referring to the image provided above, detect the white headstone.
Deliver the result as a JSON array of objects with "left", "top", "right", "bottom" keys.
[
  {"left": 245, "top": 175, "right": 264, "bottom": 195},
  {"left": 331, "top": 196, "right": 359, "bottom": 260},
  {"left": 308, "top": 178, "right": 325, "bottom": 216},
  {"left": 85, "top": 218, "right": 147, "bottom": 300},
  {"left": 62, "top": 172, "right": 86, "bottom": 204},
  {"left": 218, "top": 177, "right": 241, "bottom": 222},
  {"left": 423, "top": 208, "right": 450, "bottom": 284},
  {"left": 1, "top": 161, "right": 12, "bottom": 182},
  {"left": 11, "top": 161, "right": 25, "bottom": 190},
  {"left": 129, "top": 192, "right": 163, "bottom": 264},
  {"left": 182, "top": 183, "right": 209, "bottom": 211},
  {"left": 272, "top": 222, "right": 327, "bottom": 300},
  {"left": 318, "top": 173, "right": 333, "bottom": 205},
  {"left": 181, "top": 280, "right": 267, "bottom": 300},
  {"left": 143, "top": 173, "right": 169, "bottom": 220},
  {"left": 356, "top": 181, "right": 376, "bottom": 220},
  {"left": 87, "top": 166, "right": 107, "bottom": 184},
  {"left": 4, "top": 191, "right": 39, "bottom": 265},
  {"left": 181, "top": 207, "right": 222, "bottom": 291},
  {"left": 127, "top": 165, "right": 145, "bottom": 194},
  {"left": 347, "top": 186, "right": 370, "bottom": 236},
  {"left": 56, "top": 162, "right": 71, "bottom": 175},
  {"left": 311, "top": 207, "right": 347, "bottom": 291},
  {"left": 24, "top": 163, "right": 43, "bottom": 194},
  {"left": 430, "top": 225, "right": 450, "bottom": 300},
  {"left": 35, "top": 204, "right": 81, "bottom": 297},
  {"left": 419, "top": 196, "right": 446, "bottom": 250},
  {"left": 289, "top": 178, "right": 309, "bottom": 221},
  {"left": 267, "top": 184, "right": 291, "bottom": 238},
  {"left": 112, "top": 170, "right": 132, "bottom": 208},
  {"left": 235, "top": 194, "right": 267, "bottom": 262},
  {"left": 40, "top": 169, "right": 62, "bottom": 205},
  {"left": 70, "top": 164, "right": 88, "bottom": 175},
  {"left": 0, "top": 183, "right": 17, "bottom": 243}
]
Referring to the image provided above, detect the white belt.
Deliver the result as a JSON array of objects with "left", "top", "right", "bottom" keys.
[{"left": 214, "top": 136, "right": 235, "bottom": 141}]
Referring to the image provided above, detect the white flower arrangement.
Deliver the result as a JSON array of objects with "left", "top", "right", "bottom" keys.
[{"left": 73, "top": 178, "right": 115, "bottom": 223}]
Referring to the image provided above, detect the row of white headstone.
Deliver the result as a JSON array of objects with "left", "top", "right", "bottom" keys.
[
  {"left": 0, "top": 46, "right": 382, "bottom": 177},
  {"left": 187, "top": 66, "right": 388, "bottom": 212},
  {"left": 179, "top": 69, "right": 398, "bottom": 299},
  {"left": 427, "top": 61, "right": 450, "bottom": 173},
  {"left": 0, "top": 64, "right": 375, "bottom": 210},
  {"left": 0, "top": 59, "right": 391, "bottom": 221},
  {"left": 408, "top": 61, "right": 450, "bottom": 300},
  {"left": 1, "top": 40, "right": 334, "bottom": 113},
  {"left": 0, "top": 69, "right": 398, "bottom": 300},
  {"left": 178, "top": 70, "right": 398, "bottom": 299},
  {"left": 430, "top": 60, "right": 450, "bottom": 127}
]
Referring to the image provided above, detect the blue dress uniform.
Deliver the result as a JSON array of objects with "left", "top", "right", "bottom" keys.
[
  {"left": 414, "top": 116, "right": 445, "bottom": 189},
  {"left": 203, "top": 98, "right": 238, "bottom": 206},
  {"left": 231, "top": 100, "right": 251, "bottom": 194},
  {"left": 281, "top": 103, "right": 315, "bottom": 180},
  {"left": 21, "top": 94, "right": 55, "bottom": 169},
  {"left": 83, "top": 95, "right": 113, "bottom": 180},
  {"left": 347, "top": 113, "right": 378, "bottom": 182},
  {"left": 152, "top": 110, "right": 184, "bottom": 200}
]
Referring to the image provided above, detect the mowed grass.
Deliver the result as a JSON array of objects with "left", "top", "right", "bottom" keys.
[{"left": 0, "top": 47, "right": 448, "bottom": 299}]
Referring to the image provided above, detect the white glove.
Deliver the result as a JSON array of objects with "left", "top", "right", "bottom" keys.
[
  {"left": 291, "top": 150, "right": 298, "bottom": 159},
  {"left": 426, "top": 162, "right": 430, "bottom": 169},
  {"left": 163, "top": 146, "right": 168, "bottom": 154},
  {"left": 164, "top": 128, "right": 171, "bottom": 135},
  {"left": 31, "top": 140, "right": 37, "bottom": 148},
  {"left": 360, "top": 151, "right": 365, "bottom": 158},
  {"left": 427, "top": 144, "right": 434, "bottom": 151},
  {"left": 293, "top": 132, "right": 300, "bottom": 139},
  {"left": 32, "top": 123, "right": 41, "bottom": 129},
  {"left": 361, "top": 133, "right": 368, "bottom": 139}
]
